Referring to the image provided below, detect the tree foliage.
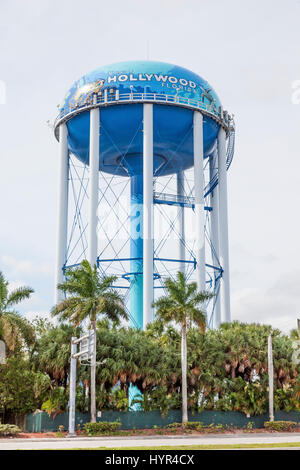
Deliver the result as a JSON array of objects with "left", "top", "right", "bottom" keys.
[
  {"left": 51, "top": 260, "right": 128, "bottom": 423},
  {"left": 1, "top": 319, "right": 299, "bottom": 418},
  {"left": 0, "top": 357, "right": 49, "bottom": 415},
  {"left": 0, "top": 271, "right": 35, "bottom": 353},
  {"left": 0, "top": 262, "right": 299, "bottom": 420}
]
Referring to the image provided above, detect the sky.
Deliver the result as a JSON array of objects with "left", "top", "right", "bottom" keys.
[{"left": 1, "top": 0, "right": 300, "bottom": 333}]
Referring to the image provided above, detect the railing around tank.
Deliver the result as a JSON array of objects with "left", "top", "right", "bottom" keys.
[
  {"left": 54, "top": 90, "right": 235, "bottom": 196},
  {"left": 54, "top": 90, "right": 234, "bottom": 132}
]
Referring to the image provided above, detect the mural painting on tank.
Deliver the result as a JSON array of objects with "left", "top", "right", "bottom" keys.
[
  {"left": 60, "top": 60, "right": 221, "bottom": 112},
  {"left": 60, "top": 61, "right": 221, "bottom": 176}
]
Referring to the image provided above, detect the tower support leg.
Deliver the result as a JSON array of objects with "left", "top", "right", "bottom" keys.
[
  {"left": 88, "top": 107, "right": 100, "bottom": 267},
  {"left": 193, "top": 111, "right": 206, "bottom": 294},
  {"left": 55, "top": 122, "right": 69, "bottom": 304},
  {"left": 177, "top": 171, "right": 185, "bottom": 274},
  {"left": 143, "top": 103, "right": 154, "bottom": 329},
  {"left": 209, "top": 150, "right": 221, "bottom": 328},
  {"left": 88, "top": 106, "right": 100, "bottom": 424},
  {"left": 217, "top": 127, "right": 231, "bottom": 323}
]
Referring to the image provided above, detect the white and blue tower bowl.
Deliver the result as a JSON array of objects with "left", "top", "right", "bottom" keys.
[{"left": 54, "top": 60, "right": 235, "bottom": 331}]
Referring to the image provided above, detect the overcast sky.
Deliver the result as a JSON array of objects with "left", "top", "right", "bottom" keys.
[{"left": 1, "top": 0, "right": 300, "bottom": 333}]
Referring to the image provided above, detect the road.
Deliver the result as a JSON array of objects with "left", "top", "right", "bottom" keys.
[{"left": 0, "top": 432, "right": 300, "bottom": 450}]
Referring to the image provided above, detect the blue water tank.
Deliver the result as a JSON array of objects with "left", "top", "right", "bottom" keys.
[{"left": 57, "top": 60, "right": 223, "bottom": 177}]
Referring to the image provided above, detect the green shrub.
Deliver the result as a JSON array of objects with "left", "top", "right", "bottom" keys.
[
  {"left": 154, "top": 429, "right": 164, "bottom": 435},
  {"left": 210, "top": 424, "right": 224, "bottom": 431},
  {"left": 55, "top": 425, "right": 65, "bottom": 438},
  {"left": 41, "top": 387, "right": 68, "bottom": 417},
  {"left": 264, "top": 420, "right": 297, "bottom": 432},
  {"left": 83, "top": 421, "right": 121, "bottom": 436},
  {"left": 245, "top": 421, "right": 254, "bottom": 430},
  {"left": 165, "top": 422, "right": 182, "bottom": 429},
  {"left": 165, "top": 422, "right": 204, "bottom": 431},
  {"left": 203, "top": 423, "right": 225, "bottom": 433},
  {"left": 183, "top": 421, "right": 204, "bottom": 431},
  {"left": 0, "top": 423, "right": 21, "bottom": 436}
]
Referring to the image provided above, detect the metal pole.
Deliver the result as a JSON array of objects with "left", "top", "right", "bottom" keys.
[
  {"left": 88, "top": 107, "right": 100, "bottom": 267},
  {"left": 88, "top": 107, "right": 99, "bottom": 424},
  {"left": 68, "top": 337, "right": 77, "bottom": 436},
  {"left": 91, "top": 326, "right": 97, "bottom": 422},
  {"left": 55, "top": 122, "right": 69, "bottom": 304},
  {"left": 217, "top": 127, "right": 231, "bottom": 323},
  {"left": 268, "top": 334, "right": 274, "bottom": 422},
  {"left": 177, "top": 171, "right": 185, "bottom": 274},
  {"left": 143, "top": 103, "right": 154, "bottom": 329},
  {"left": 193, "top": 111, "right": 206, "bottom": 293},
  {"left": 209, "top": 150, "right": 221, "bottom": 328}
]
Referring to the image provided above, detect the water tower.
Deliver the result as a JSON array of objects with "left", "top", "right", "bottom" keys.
[{"left": 54, "top": 61, "right": 235, "bottom": 329}]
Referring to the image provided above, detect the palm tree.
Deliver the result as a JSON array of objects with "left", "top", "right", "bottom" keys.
[
  {"left": 32, "top": 323, "right": 82, "bottom": 387},
  {"left": 0, "top": 271, "right": 35, "bottom": 352},
  {"left": 51, "top": 260, "right": 128, "bottom": 422},
  {"left": 153, "top": 271, "right": 213, "bottom": 424}
]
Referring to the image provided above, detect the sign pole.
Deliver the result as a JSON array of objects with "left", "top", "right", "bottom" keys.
[
  {"left": 68, "top": 331, "right": 99, "bottom": 435},
  {"left": 268, "top": 334, "right": 274, "bottom": 422},
  {"left": 68, "top": 337, "right": 77, "bottom": 436}
]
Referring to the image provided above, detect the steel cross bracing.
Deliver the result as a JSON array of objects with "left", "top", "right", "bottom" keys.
[
  {"left": 65, "top": 156, "right": 89, "bottom": 269},
  {"left": 63, "top": 120, "right": 234, "bottom": 328},
  {"left": 152, "top": 164, "right": 221, "bottom": 324}
]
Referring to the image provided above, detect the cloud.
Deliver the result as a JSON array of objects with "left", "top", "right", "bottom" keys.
[
  {"left": 1, "top": 0, "right": 300, "bottom": 339},
  {"left": 2, "top": 277, "right": 52, "bottom": 320},
  {"left": 232, "top": 272, "right": 300, "bottom": 333},
  {"left": 1, "top": 255, "right": 52, "bottom": 278},
  {"left": 23, "top": 310, "right": 53, "bottom": 323}
]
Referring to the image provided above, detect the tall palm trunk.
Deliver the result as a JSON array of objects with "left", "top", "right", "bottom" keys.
[
  {"left": 181, "top": 322, "right": 188, "bottom": 424},
  {"left": 91, "top": 320, "right": 97, "bottom": 422}
]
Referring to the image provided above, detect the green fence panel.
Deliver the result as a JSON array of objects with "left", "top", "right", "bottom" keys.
[
  {"left": 26, "top": 412, "right": 42, "bottom": 433},
  {"left": 26, "top": 410, "right": 300, "bottom": 432},
  {"left": 40, "top": 412, "right": 91, "bottom": 432}
]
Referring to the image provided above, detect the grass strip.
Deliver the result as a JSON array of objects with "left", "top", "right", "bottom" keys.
[{"left": 45, "top": 442, "right": 300, "bottom": 450}]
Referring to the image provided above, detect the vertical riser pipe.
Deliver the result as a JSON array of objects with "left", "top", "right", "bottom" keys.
[{"left": 130, "top": 174, "right": 143, "bottom": 329}]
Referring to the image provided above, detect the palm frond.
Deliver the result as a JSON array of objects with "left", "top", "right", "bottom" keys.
[
  {"left": 0, "top": 272, "right": 8, "bottom": 308},
  {"left": 0, "top": 311, "right": 35, "bottom": 350},
  {"left": 6, "top": 286, "right": 34, "bottom": 307},
  {"left": 53, "top": 260, "right": 126, "bottom": 328}
]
